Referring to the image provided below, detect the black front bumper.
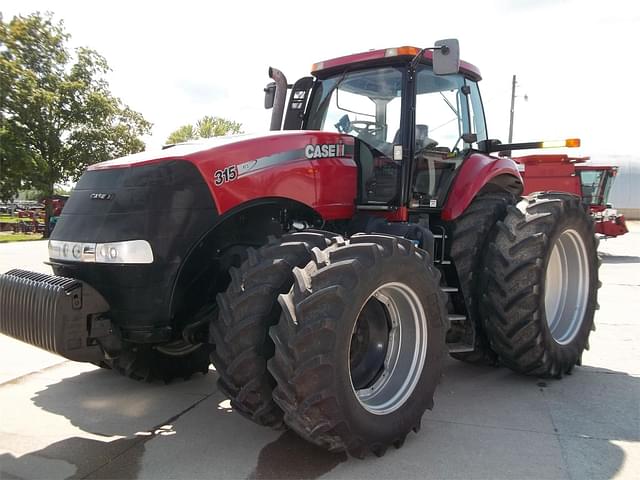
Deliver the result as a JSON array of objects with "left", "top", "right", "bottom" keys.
[{"left": 0, "top": 269, "right": 112, "bottom": 362}]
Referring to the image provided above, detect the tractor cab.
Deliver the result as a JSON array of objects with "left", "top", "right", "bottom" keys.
[
  {"left": 267, "top": 43, "right": 488, "bottom": 213},
  {"left": 577, "top": 165, "right": 618, "bottom": 209}
]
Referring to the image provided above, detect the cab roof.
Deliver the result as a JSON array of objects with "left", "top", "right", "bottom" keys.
[{"left": 312, "top": 46, "right": 481, "bottom": 81}]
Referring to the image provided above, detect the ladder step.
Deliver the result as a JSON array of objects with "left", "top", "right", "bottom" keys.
[
  {"left": 441, "top": 286, "right": 458, "bottom": 293},
  {"left": 448, "top": 342, "right": 474, "bottom": 353},
  {"left": 448, "top": 314, "right": 467, "bottom": 322}
]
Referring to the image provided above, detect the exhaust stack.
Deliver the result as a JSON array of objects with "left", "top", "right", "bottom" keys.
[{"left": 268, "top": 67, "right": 288, "bottom": 131}]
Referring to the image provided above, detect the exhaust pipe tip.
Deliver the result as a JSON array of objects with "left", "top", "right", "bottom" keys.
[{"left": 269, "top": 67, "right": 288, "bottom": 131}]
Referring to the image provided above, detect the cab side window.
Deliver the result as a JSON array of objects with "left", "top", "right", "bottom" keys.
[{"left": 467, "top": 81, "right": 487, "bottom": 142}]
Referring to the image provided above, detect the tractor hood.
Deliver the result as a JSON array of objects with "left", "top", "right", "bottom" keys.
[
  {"left": 87, "top": 130, "right": 356, "bottom": 216},
  {"left": 88, "top": 131, "right": 353, "bottom": 172},
  {"left": 85, "top": 130, "right": 357, "bottom": 218}
]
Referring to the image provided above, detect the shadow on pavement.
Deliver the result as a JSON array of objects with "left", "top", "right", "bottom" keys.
[
  {"left": 249, "top": 430, "right": 347, "bottom": 480},
  {"left": 599, "top": 252, "right": 640, "bottom": 264},
  {"left": 1, "top": 360, "right": 637, "bottom": 479},
  {"left": 1, "top": 366, "right": 214, "bottom": 478},
  {"left": 0, "top": 435, "right": 143, "bottom": 479},
  {"left": 1, "top": 367, "right": 347, "bottom": 479}
]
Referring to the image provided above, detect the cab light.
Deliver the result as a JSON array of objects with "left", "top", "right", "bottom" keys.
[
  {"left": 542, "top": 138, "right": 581, "bottom": 148},
  {"left": 385, "top": 46, "right": 420, "bottom": 58}
]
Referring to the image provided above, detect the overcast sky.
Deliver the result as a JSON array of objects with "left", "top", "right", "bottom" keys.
[{"left": 4, "top": 0, "right": 639, "bottom": 157}]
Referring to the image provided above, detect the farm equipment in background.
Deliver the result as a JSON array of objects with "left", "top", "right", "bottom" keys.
[
  {"left": 41, "top": 195, "right": 70, "bottom": 217},
  {"left": 41, "top": 195, "right": 70, "bottom": 233},
  {"left": 517, "top": 154, "right": 628, "bottom": 237},
  {"left": 0, "top": 40, "right": 600, "bottom": 457}
]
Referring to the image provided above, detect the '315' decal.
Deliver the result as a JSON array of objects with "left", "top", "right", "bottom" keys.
[{"left": 214, "top": 165, "right": 238, "bottom": 186}]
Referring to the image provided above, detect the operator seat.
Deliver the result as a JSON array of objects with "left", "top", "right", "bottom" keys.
[{"left": 393, "top": 124, "right": 431, "bottom": 151}]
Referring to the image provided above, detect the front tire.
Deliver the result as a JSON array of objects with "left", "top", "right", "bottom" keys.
[
  {"left": 480, "top": 192, "right": 599, "bottom": 377},
  {"left": 269, "top": 235, "right": 447, "bottom": 457},
  {"left": 100, "top": 343, "right": 211, "bottom": 383}
]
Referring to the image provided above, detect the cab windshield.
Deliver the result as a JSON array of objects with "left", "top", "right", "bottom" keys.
[
  {"left": 305, "top": 66, "right": 473, "bottom": 153},
  {"left": 305, "top": 65, "right": 475, "bottom": 206},
  {"left": 579, "top": 170, "right": 609, "bottom": 206},
  {"left": 306, "top": 67, "right": 403, "bottom": 157}
]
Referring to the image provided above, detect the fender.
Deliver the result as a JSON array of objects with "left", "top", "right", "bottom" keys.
[
  {"left": 168, "top": 197, "right": 323, "bottom": 328},
  {"left": 442, "top": 153, "right": 523, "bottom": 221}
]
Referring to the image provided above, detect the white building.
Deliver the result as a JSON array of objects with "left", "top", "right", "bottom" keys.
[{"left": 590, "top": 155, "right": 640, "bottom": 220}]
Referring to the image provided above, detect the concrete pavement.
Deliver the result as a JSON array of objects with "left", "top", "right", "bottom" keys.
[{"left": 0, "top": 227, "right": 638, "bottom": 479}]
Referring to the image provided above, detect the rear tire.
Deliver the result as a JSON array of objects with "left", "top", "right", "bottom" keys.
[
  {"left": 210, "top": 231, "right": 342, "bottom": 428},
  {"left": 269, "top": 235, "right": 447, "bottom": 457},
  {"left": 480, "top": 192, "right": 599, "bottom": 377},
  {"left": 449, "top": 192, "right": 515, "bottom": 365}
]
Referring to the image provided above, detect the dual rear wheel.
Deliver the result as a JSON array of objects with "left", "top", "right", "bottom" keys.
[
  {"left": 210, "top": 192, "right": 599, "bottom": 456},
  {"left": 479, "top": 192, "right": 599, "bottom": 376},
  {"left": 212, "top": 233, "right": 447, "bottom": 457},
  {"left": 448, "top": 191, "right": 599, "bottom": 375}
]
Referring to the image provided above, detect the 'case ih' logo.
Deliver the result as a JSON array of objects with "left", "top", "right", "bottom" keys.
[
  {"left": 304, "top": 143, "right": 345, "bottom": 159},
  {"left": 90, "top": 193, "right": 113, "bottom": 200}
]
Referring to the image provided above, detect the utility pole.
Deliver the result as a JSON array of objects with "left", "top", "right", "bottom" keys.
[{"left": 508, "top": 74, "right": 516, "bottom": 144}]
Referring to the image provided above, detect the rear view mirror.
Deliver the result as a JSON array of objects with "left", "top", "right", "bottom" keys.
[
  {"left": 433, "top": 39, "right": 460, "bottom": 75},
  {"left": 264, "top": 82, "right": 276, "bottom": 109}
]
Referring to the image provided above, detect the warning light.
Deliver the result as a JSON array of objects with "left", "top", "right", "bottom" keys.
[
  {"left": 385, "top": 46, "right": 420, "bottom": 57},
  {"left": 542, "top": 138, "right": 581, "bottom": 148}
]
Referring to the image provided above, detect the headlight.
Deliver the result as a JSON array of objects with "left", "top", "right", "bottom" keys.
[
  {"left": 95, "top": 240, "right": 154, "bottom": 264},
  {"left": 49, "top": 240, "right": 154, "bottom": 264}
]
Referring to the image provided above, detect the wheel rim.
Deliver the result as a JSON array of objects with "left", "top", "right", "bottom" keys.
[
  {"left": 349, "top": 282, "right": 428, "bottom": 415},
  {"left": 544, "top": 229, "right": 590, "bottom": 345}
]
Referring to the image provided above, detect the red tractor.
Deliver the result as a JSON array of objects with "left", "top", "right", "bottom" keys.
[
  {"left": 0, "top": 40, "right": 599, "bottom": 457},
  {"left": 517, "top": 154, "right": 628, "bottom": 237}
]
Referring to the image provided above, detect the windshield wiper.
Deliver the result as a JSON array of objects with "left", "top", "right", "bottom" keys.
[{"left": 440, "top": 92, "right": 458, "bottom": 116}]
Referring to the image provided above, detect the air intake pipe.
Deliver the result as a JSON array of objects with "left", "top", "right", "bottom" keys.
[{"left": 269, "top": 67, "right": 288, "bottom": 131}]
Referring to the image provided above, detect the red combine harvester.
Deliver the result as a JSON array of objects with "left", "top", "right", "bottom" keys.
[
  {"left": 517, "top": 154, "right": 628, "bottom": 237},
  {"left": 0, "top": 40, "right": 601, "bottom": 457}
]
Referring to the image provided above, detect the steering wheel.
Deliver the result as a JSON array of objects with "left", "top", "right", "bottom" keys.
[{"left": 351, "top": 120, "right": 383, "bottom": 136}]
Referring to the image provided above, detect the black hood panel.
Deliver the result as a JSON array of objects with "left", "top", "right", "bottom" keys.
[{"left": 51, "top": 160, "right": 218, "bottom": 341}]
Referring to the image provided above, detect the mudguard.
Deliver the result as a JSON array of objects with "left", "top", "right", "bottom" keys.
[{"left": 442, "top": 153, "right": 523, "bottom": 221}]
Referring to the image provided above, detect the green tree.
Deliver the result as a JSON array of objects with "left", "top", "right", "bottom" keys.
[
  {"left": 0, "top": 12, "right": 152, "bottom": 235},
  {"left": 166, "top": 115, "right": 242, "bottom": 144},
  {"left": 166, "top": 124, "right": 197, "bottom": 144}
]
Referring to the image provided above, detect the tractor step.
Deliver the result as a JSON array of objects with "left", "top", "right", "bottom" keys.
[
  {"left": 447, "top": 314, "right": 467, "bottom": 322},
  {"left": 441, "top": 286, "right": 458, "bottom": 293},
  {"left": 447, "top": 342, "right": 474, "bottom": 353}
]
